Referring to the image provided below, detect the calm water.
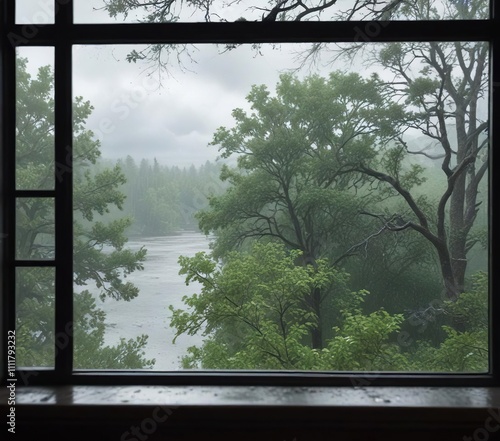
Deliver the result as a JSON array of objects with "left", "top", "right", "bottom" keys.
[{"left": 89, "top": 231, "right": 211, "bottom": 370}]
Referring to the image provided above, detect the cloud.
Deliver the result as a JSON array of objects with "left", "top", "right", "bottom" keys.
[
  {"left": 20, "top": 39, "right": 343, "bottom": 170},
  {"left": 66, "top": 30, "right": 343, "bottom": 169}
]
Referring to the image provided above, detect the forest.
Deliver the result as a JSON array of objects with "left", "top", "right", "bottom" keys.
[
  {"left": 94, "top": 158, "right": 226, "bottom": 236},
  {"left": 169, "top": 69, "right": 488, "bottom": 371},
  {"left": 14, "top": 0, "right": 489, "bottom": 372}
]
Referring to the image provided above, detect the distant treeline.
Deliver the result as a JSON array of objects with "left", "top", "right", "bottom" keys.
[{"left": 98, "top": 156, "right": 227, "bottom": 236}]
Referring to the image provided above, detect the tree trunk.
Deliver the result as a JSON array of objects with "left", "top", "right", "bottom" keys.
[{"left": 435, "top": 243, "right": 460, "bottom": 301}]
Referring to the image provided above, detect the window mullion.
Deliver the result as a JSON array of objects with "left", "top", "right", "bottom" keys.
[{"left": 54, "top": 0, "right": 73, "bottom": 378}]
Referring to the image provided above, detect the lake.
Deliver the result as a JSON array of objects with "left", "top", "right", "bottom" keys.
[{"left": 90, "top": 231, "right": 211, "bottom": 370}]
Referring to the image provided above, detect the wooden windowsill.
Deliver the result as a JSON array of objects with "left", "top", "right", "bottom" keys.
[{"left": 2, "top": 385, "right": 500, "bottom": 440}]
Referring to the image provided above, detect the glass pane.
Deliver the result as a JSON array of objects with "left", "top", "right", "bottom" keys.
[
  {"left": 75, "top": 0, "right": 489, "bottom": 23},
  {"left": 16, "top": 198, "right": 55, "bottom": 260},
  {"left": 16, "top": 267, "right": 55, "bottom": 368},
  {"left": 16, "top": 47, "right": 55, "bottom": 190},
  {"left": 16, "top": 0, "right": 54, "bottom": 24},
  {"left": 73, "top": 41, "right": 489, "bottom": 372}
]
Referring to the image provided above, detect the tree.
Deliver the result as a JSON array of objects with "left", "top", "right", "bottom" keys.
[
  {"left": 101, "top": 1, "right": 475, "bottom": 26},
  {"left": 173, "top": 67, "right": 487, "bottom": 369},
  {"left": 171, "top": 242, "right": 405, "bottom": 370},
  {"left": 294, "top": 0, "right": 490, "bottom": 302},
  {"left": 15, "top": 58, "right": 153, "bottom": 369},
  {"left": 100, "top": 0, "right": 485, "bottom": 24},
  {"left": 338, "top": 9, "right": 489, "bottom": 301},
  {"left": 98, "top": 1, "right": 486, "bottom": 74},
  {"left": 196, "top": 72, "right": 404, "bottom": 348}
]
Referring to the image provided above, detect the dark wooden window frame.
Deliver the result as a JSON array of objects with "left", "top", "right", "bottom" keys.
[{"left": 1, "top": 0, "right": 499, "bottom": 388}]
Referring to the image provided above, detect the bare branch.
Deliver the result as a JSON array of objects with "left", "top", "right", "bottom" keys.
[{"left": 399, "top": 137, "right": 446, "bottom": 160}]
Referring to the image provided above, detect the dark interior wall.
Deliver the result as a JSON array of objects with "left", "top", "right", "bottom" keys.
[{"left": 11, "top": 403, "right": 493, "bottom": 441}]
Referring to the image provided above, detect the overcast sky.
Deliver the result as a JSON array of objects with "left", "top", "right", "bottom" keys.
[
  {"left": 15, "top": 0, "right": 357, "bottom": 24},
  {"left": 16, "top": 1, "right": 487, "bottom": 168},
  {"left": 17, "top": 1, "right": 355, "bottom": 167},
  {"left": 71, "top": 43, "right": 320, "bottom": 167}
]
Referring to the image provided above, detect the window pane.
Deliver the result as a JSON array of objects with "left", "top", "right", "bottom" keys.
[
  {"left": 16, "top": 47, "right": 55, "bottom": 191},
  {"left": 16, "top": 0, "right": 54, "bottom": 24},
  {"left": 74, "top": 0, "right": 489, "bottom": 23},
  {"left": 73, "top": 42, "right": 489, "bottom": 372},
  {"left": 16, "top": 198, "right": 55, "bottom": 260},
  {"left": 16, "top": 267, "right": 55, "bottom": 368}
]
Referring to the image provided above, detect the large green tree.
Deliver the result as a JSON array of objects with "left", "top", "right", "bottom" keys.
[
  {"left": 174, "top": 67, "right": 487, "bottom": 368},
  {"left": 196, "top": 71, "right": 428, "bottom": 348},
  {"left": 15, "top": 58, "right": 153, "bottom": 369}
]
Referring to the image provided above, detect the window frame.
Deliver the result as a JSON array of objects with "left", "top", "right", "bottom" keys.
[{"left": 1, "top": 0, "right": 498, "bottom": 387}]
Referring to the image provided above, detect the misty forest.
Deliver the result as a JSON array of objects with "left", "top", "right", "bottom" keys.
[{"left": 15, "top": 0, "right": 489, "bottom": 372}]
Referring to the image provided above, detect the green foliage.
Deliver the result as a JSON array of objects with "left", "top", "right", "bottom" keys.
[
  {"left": 74, "top": 165, "right": 127, "bottom": 221},
  {"left": 379, "top": 145, "right": 427, "bottom": 190},
  {"left": 318, "top": 308, "right": 406, "bottom": 371},
  {"left": 200, "top": 72, "right": 402, "bottom": 260},
  {"left": 406, "top": 77, "right": 441, "bottom": 106},
  {"left": 446, "top": 271, "right": 488, "bottom": 333},
  {"left": 15, "top": 268, "right": 55, "bottom": 367},
  {"left": 172, "top": 242, "right": 335, "bottom": 368},
  {"left": 172, "top": 242, "right": 405, "bottom": 370},
  {"left": 15, "top": 59, "right": 153, "bottom": 369},
  {"left": 74, "top": 290, "right": 155, "bottom": 369},
  {"left": 173, "top": 249, "right": 488, "bottom": 372},
  {"left": 409, "top": 272, "right": 488, "bottom": 372}
]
